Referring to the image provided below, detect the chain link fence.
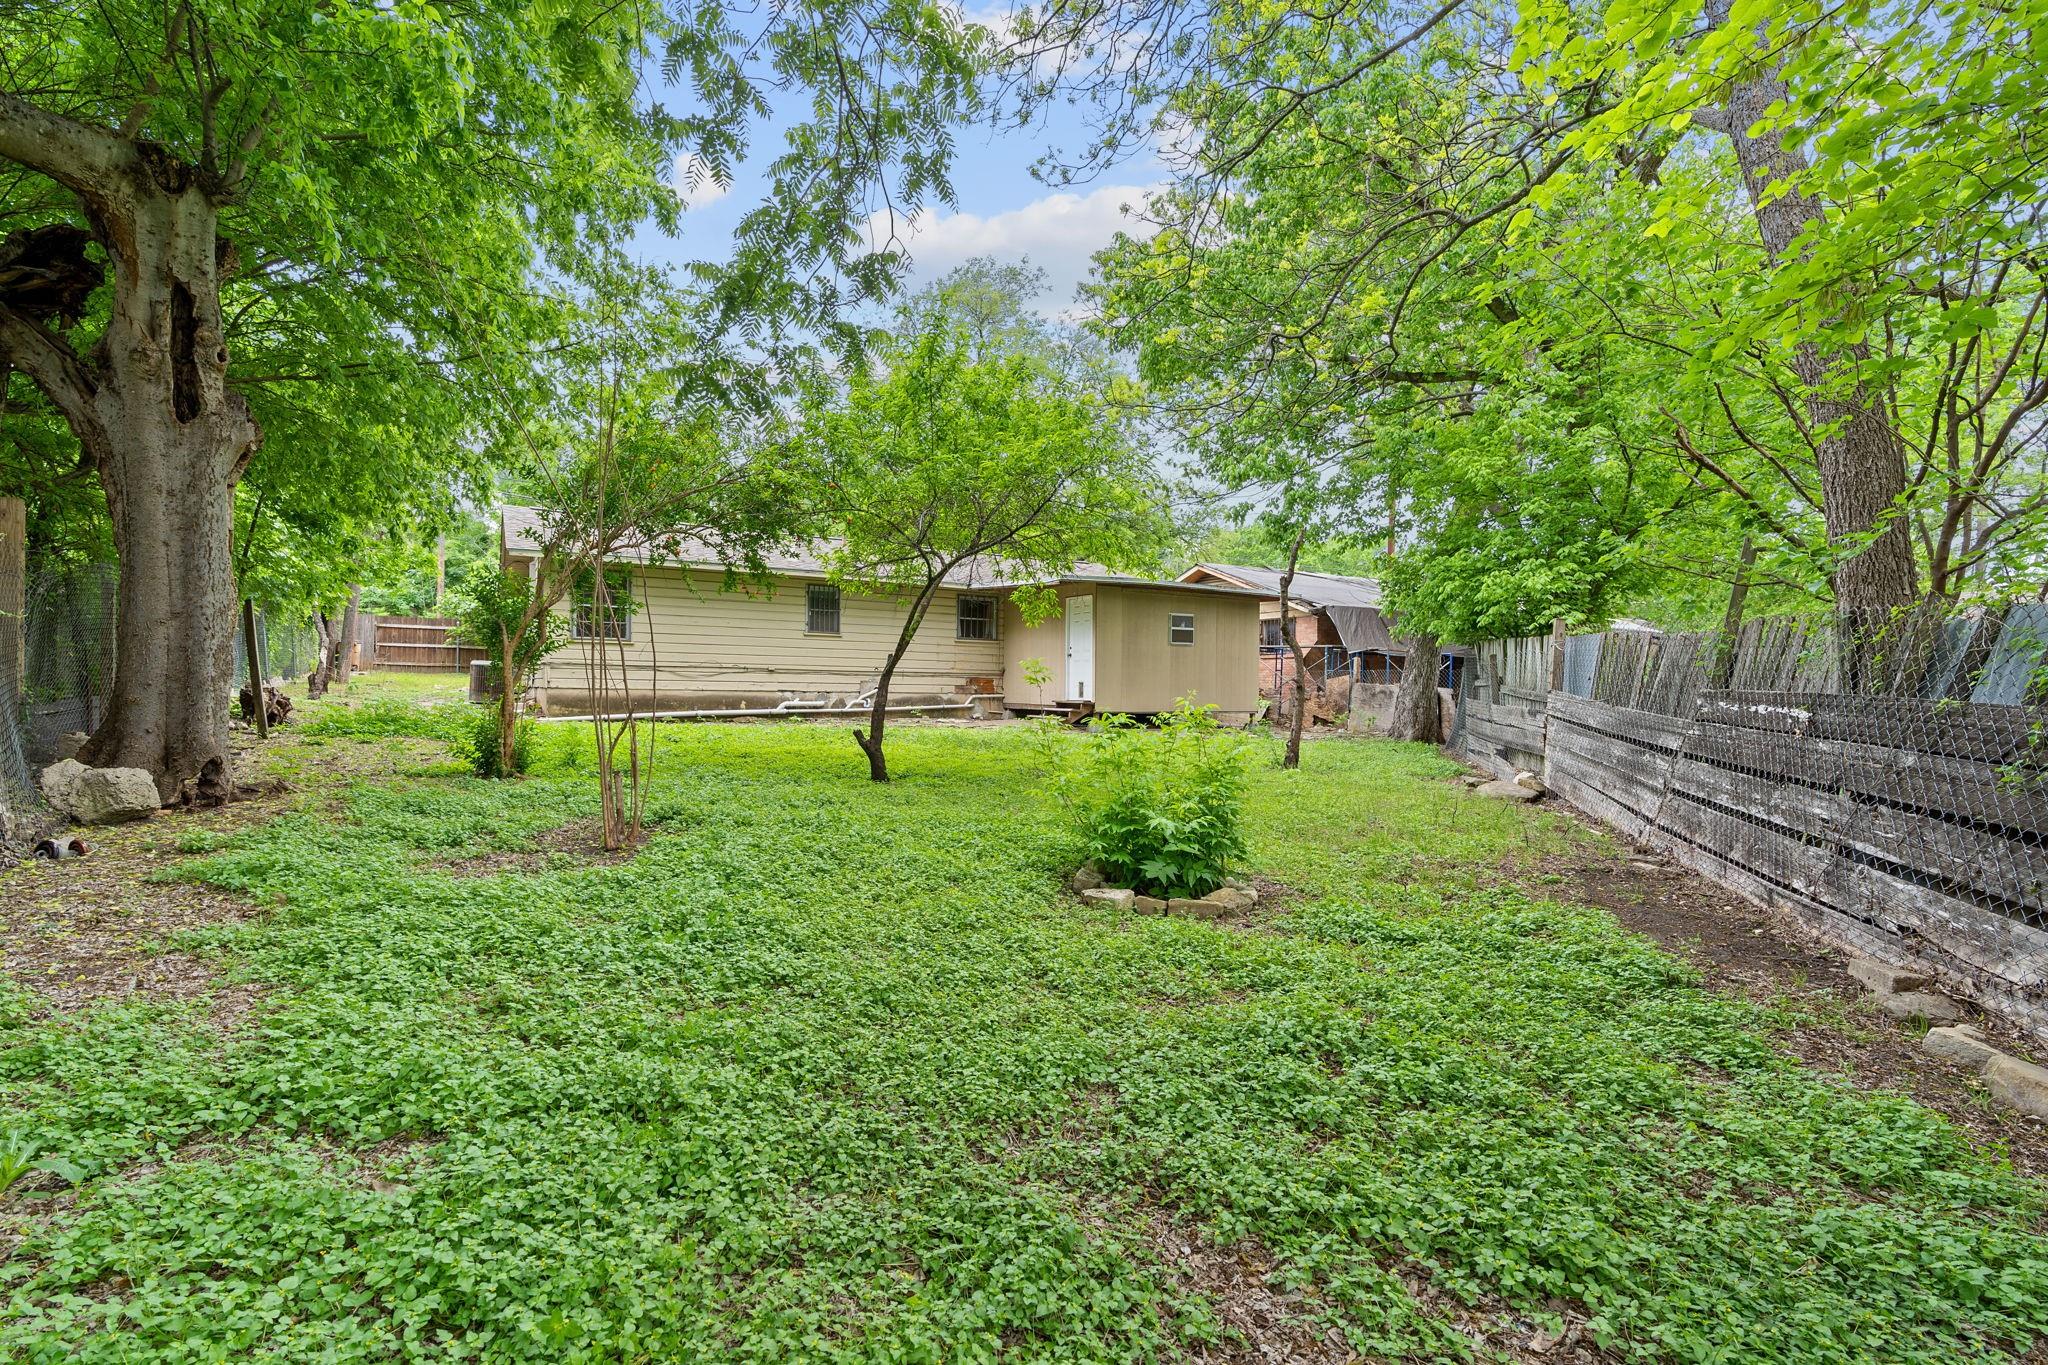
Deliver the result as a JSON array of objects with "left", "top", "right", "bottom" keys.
[
  {"left": 1453, "top": 601, "right": 2048, "bottom": 1031},
  {"left": 2, "top": 563, "right": 118, "bottom": 857}
]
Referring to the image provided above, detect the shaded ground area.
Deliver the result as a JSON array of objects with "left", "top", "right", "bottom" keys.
[{"left": 1515, "top": 812, "right": 2048, "bottom": 1178}]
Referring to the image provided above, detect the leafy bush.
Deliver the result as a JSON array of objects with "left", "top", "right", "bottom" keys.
[
  {"left": 449, "top": 708, "right": 536, "bottom": 778},
  {"left": 1040, "top": 698, "right": 1253, "bottom": 897}
]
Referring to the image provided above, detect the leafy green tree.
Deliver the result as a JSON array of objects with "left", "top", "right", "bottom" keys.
[
  {"left": 805, "top": 266, "right": 1160, "bottom": 781},
  {"left": 0, "top": 0, "right": 987, "bottom": 802},
  {"left": 1043, "top": 0, "right": 2048, "bottom": 654}
]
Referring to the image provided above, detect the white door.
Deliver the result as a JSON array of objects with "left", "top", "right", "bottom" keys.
[{"left": 1063, "top": 594, "right": 1095, "bottom": 701}]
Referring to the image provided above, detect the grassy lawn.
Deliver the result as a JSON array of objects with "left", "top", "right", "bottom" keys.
[{"left": 4, "top": 681, "right": 2047, "bottom": 1362}]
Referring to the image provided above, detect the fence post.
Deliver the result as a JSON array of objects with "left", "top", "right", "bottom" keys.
[
  {"left": 241, "top": 599, "right": 269, "bottom": 739},
  {"left": 1548, "top": 617, "right": 1567, "bottom": 693},
  {"left": 0, "top": 496, "right": 22, "bottom": 694}
]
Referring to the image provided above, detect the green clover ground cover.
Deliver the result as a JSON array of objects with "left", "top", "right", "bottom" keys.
[{"left": 4, "top": 722, "right": 2047, "bottom": 1362}]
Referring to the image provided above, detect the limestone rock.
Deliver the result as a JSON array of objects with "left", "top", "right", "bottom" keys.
[
  {"left": 1167, "top": 896, "right": 1231, "bottom": 920},
  {"left": 1875, "top": 990, "right": 1961, "bottom": 1023},
  {"left": 1080, "top": 887, "right": 1135, "bottom": 912},
  {"left": 1921, "top": 1026, "right": 1999, "bottom": 1069},
  {"left": 1206, "top": 885, "right": 1256, "bottom": 912},
  {"left": 52, "top": 731, "right": 87, "bottom": 763},
  {"left": 40, "top": 760, "right": 159, "bottom": 825},
  {"left": 1847, "top": 955, "right": 1931, "bottom": 997},
  {"left": 1984, "top": 1054, "right": 2048, "bottom": 1119},
  {"left": 1131, "top": 894, "right": 1166, "bottom": 915},
  {"left": 1069, "top": 864, "right": 1106, "bottom": 893},
  {"left": 1474, "top": 778, "right": 1540, "bottom": 803},
  {"left": 1513, "top": 769, "right": 1546, "bottom": 794}
]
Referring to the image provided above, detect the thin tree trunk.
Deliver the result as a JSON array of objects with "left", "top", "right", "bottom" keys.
[
  {"left": 332, "top": 584, "right": 362, "bottom": 685},
  {"left": 497, "top": 615, "right": 528, "bottom": 777},
  {"left": 1277, "top": 533, "right": 1309, "bottom": 770},
  {"left": 1701, "top": 0, "right": 1916, "bottom": 617},
  {"left": 854, "top": 582, "right": 938, "bottom": 783},
  {"left": 1712, "top": 536, "right": 1756, "bottom": 688},
  {"left": 1387, "top": 635, "right": 1441, "bottom": 741},
  {"left": 307, "top": 610, "right": 334, "bottom": 698}
]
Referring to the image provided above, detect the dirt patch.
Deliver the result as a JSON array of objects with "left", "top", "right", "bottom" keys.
[
  {"left": 431, "top": 818, "right": 643, "bottom": 875},
  {"left": 1140, "top": 1211, "right": 1353, "bottom": 1364},
  {"left": 0, "top": 797, "right": 287, "bottom": 1022},
  {"left": 1518, "top": 825, "right": 2048, "bottom": 1177}
]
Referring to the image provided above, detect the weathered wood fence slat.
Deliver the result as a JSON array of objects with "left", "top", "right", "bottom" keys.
[{"left": 1454, "top": 613, "right": 2048, "bottom": 1037}]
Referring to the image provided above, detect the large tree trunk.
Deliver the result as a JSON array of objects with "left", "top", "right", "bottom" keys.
[
  {"left": 1387, "top": 635, "right": 1441, "bottom": 742},
  {"left": 0, "top": 98, "right": 261, "bottom": 805},
  {"left": 1702, "top": 0, "right": 1916, "bottom": 616}
]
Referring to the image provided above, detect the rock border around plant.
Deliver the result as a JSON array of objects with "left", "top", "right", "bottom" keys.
[{"left": 1071, "top": 866, "right": 1259, "bottom": 920}]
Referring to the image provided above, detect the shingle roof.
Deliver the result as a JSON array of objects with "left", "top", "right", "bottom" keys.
[{"left": 498, "top": 506, "right": 1266, "bottom": 597}]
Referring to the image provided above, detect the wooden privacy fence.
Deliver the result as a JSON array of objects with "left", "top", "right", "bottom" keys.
[
  {"left": 368, "top": 615, "right": 486, "bottom": 673},
  {"left": 1452, "top": 610, "right": 2048, "bottom": 1036}
]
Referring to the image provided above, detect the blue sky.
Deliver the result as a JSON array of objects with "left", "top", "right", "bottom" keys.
[{"left": 630, "top": 67, "right": 1168, "bottom": 318}]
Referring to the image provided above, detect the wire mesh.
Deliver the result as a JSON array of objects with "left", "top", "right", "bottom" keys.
[
  {"left": 3, "top": 563, "right": 118, "bottom": 856},
  {"left": 1453, "top": 601, "right": 2048, "bottom": 1014}
]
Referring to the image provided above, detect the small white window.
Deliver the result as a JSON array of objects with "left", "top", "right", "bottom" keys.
[
  {"left": 1169, "top": 612, "right": 1196, "bottom": 646},
  {"left": 956, "top": 595, "right": 998, "bottom": 641}
]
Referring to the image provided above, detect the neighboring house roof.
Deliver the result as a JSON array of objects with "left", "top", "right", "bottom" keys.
[
  {"left": 1180, "top": 562, "right": 1400, "bottom": 652},
  {"left": 499, "top": 506, "right": 1266, "bottom": 597},
  {"left": 1178, "top": 562, "right": 1386, "bottom": 610}
]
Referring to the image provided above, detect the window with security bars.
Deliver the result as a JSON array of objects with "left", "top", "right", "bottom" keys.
[
  {"left": 1261, "top": 618, "right": 1283, "bottom": 648},
  {"left": 572, "top": 567, "right": 634, "bottom": 640},
  {"left": 956, "top": 595, "right": 997, "bottom": 640},
  {"left": 806, "top": 583, "right": 841, "bottom": 634},
  {"left": 1169, "top": 612, "right": 1196, "bottom": 645}
]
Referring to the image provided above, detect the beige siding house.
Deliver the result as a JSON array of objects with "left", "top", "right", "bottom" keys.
[{"left": 501, "top": 507, "right": 1264, "bottom": 720}]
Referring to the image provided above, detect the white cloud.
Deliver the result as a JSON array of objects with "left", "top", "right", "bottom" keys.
[
  {"left": 673, "top": 154, "right": 731, "bottom": 212},
  {"left": 868, "top": 183, "right": 1162, "bottom": 315}
]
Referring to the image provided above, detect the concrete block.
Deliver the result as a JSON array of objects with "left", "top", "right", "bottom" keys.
[
  {"left": 1846, "top": 955, "right": 1931, "bottom": 996},
  {"left": 1875, "top": 990, "right": 1962, "bottom": 1024},
  {"left": 1921, "top": 1026, "right": 2000, "bottom": 1069}
]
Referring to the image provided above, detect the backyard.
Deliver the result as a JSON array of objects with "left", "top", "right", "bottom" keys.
[{"left": 3, "top": 677, "right": 2048, "bottom": 1363}]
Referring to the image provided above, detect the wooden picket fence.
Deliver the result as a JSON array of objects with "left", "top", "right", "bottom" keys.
[{"left": 368, "top": 615, "right": 486, "bottom": 673}]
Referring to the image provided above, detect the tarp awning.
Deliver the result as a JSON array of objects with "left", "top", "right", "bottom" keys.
[{"left": 1325, "top": 605, "right": 1395, "bottom": 654}]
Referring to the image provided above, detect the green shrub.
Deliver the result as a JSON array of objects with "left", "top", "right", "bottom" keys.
[
  {"left": 1040, "top": 698, "right": 1253, "bottom": 897},
  {"left": 449, "top": 709, "right": 536, "bottom": 778}
]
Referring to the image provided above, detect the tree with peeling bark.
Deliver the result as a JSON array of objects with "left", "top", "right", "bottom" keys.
[
  {"left": 805, "top": 270, "right": 1160, "bottom": 782},
  {"left": 0, "top": 0, "right": 990, "bottom": 803}
]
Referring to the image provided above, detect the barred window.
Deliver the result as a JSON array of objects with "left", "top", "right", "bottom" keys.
[
  {"left": 957, "top": 595, "right": 997, "bottom": 641},
  {"left": 1260, "top": 618, "right": 1283, "bottom": 648},
  {"left": 806, "top": 584, "right": 841, "bottom": 635},
  {"left": 1169, "top": 612, "right": 1196, "bottom": 646}
]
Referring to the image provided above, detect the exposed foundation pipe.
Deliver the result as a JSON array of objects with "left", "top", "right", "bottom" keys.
[{"left": 535, "top": 701, "right": 975, "bottom": 724}]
